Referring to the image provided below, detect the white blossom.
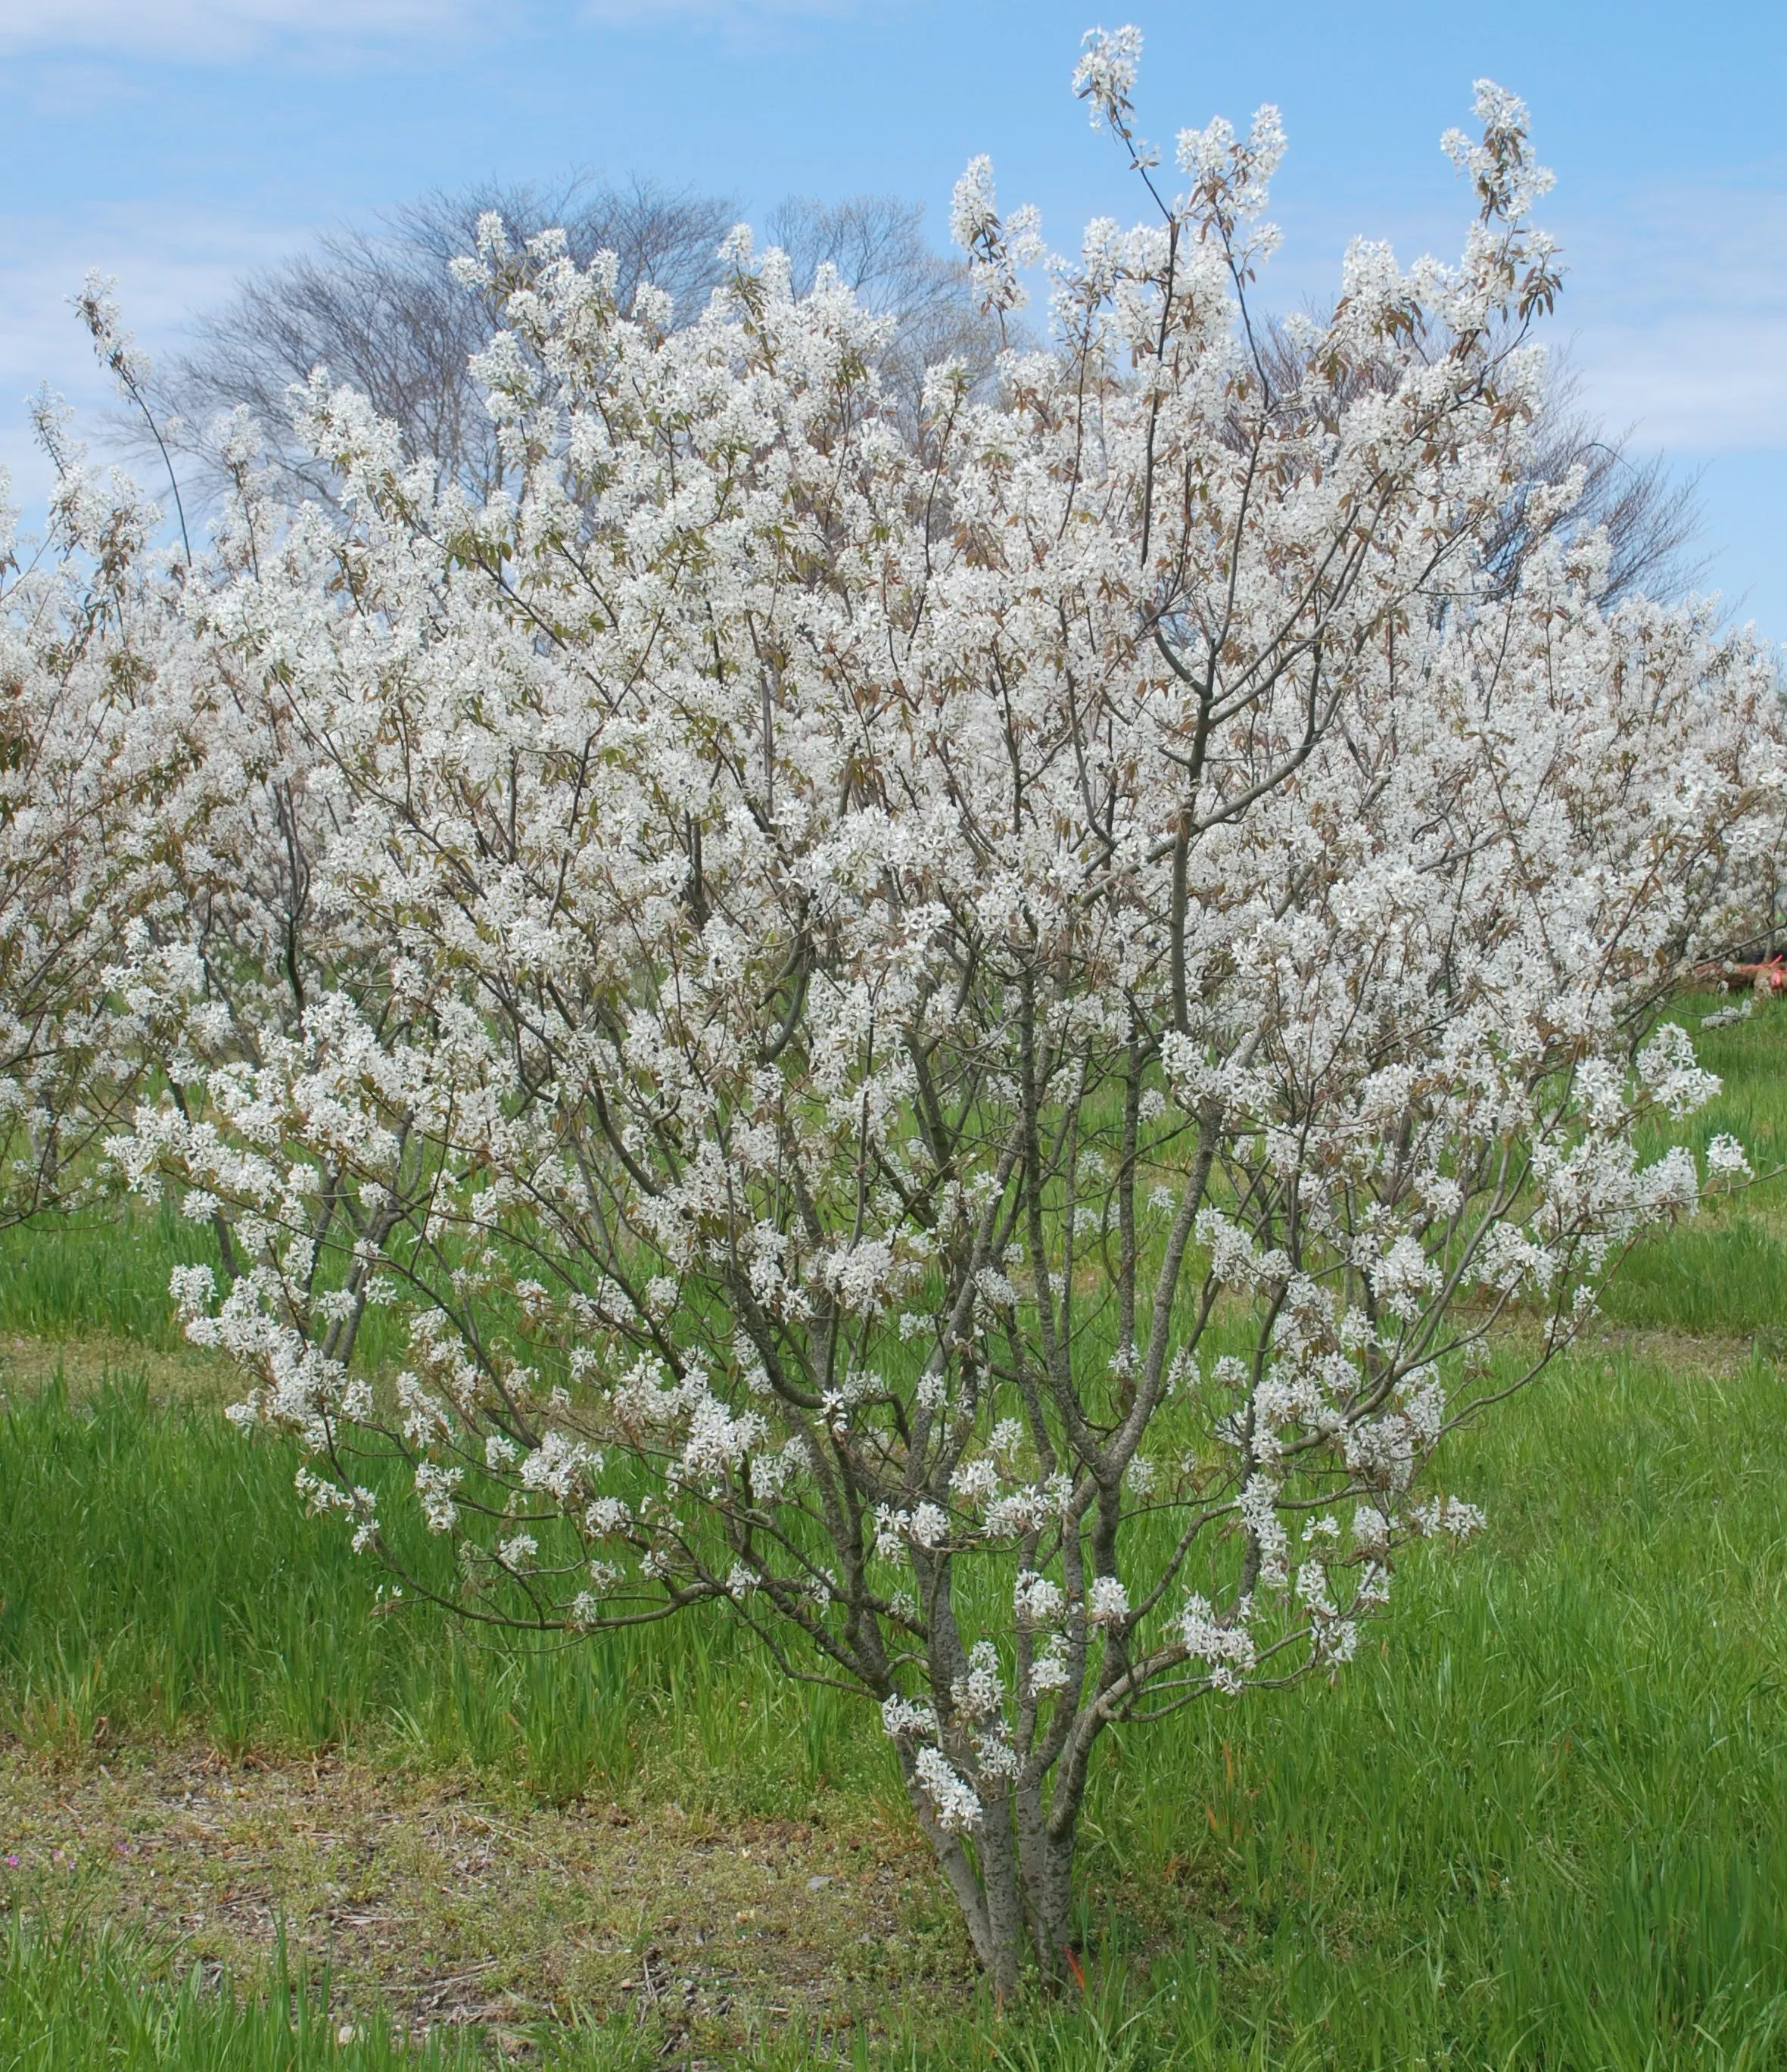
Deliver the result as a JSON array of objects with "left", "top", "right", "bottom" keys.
[
  {"left": 1087, "top": 1575, "right": 1130, "bottom": 1627},
  {"left": 914, "top": 1746, "right": 982, "bottom": 1832}
]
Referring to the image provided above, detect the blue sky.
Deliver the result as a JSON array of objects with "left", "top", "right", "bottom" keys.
[{"left": 2, "top": 0, "right": 1782, "bottom": 635}]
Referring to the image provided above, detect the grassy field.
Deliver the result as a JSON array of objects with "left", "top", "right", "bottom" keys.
[{"left": 2, "top": 999, "right": 1787, "bottom": 2067}]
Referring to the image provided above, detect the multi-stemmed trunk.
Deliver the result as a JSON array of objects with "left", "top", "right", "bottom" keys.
[{"left": 899, "top": 1762, "right": 1084, "bottom": 1996}]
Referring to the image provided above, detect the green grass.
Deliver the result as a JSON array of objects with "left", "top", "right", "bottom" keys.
[
  {"left": 1601, "top": 999, "right": 1787, "bottom": 1337},
  {"left": 0, "top": 1917, "right": 480, "bottom": 2072},
  {"left": 0, "top": 1198, "right": 209, "bottom": 1351},
  {"left": 0, "top": 1374, "right": 886, "bottom": 1815},
  {"left": 4, "top": 1000, "right": 1787, "bottom": 2065},
  {"left": 7, "top": 1351, "right": 1787, "bottom": 2064}
]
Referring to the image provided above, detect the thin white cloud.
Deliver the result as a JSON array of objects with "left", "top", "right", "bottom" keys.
[
  {"left": 579, "top": 0, "right": 854, "bottom": 20},
  {"left": 0, "top": 0, "right": 465, "bottom": 59},
  {"left": 0, "top": 0, "right": 847, "bottom": 51},
  {"left": 0, "top": 201, "right": 308, "bottom": 518},
  {"left": 1580, "top": 316, "right": 1787, "bottom": 453},
  {"left": 1557, "top": 186, "right": 1787, "bottom": 455}
]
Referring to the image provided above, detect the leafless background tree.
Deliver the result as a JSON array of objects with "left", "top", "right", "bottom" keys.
[
  {"left": 763, "top": 193, "right": 1006, "bottom": 417},
  {"left": 1471, "top": 360, "right": 1702, "bottom": 607},
  {"left": 142, "top": 178, "right": 735, "bottom": 504},
  {"left": 137, "top": 179, "right": 1001, "bottom": 509}
]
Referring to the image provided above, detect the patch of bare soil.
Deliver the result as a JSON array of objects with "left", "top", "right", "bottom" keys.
[
  {"left": 0, "top": 1331, "right": 238, "bottom": 1403},
  {"left": 0, "top": 1741, "right": 970, "bottom": 2058},
  {"left": 1465, "top": 1320, "right": 1767, "bottom": 1382},
  {"left": 1579, "top": 1324, "right": 1764, "bottom": 1378}
]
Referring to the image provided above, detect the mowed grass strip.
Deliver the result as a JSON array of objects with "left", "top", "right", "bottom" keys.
[
  {"left": 0, "top": 1742, "right": 956, "bottom": 2058},
  {"left": 2, "top": 1001, "right": 1786, "bottom": 2065}
]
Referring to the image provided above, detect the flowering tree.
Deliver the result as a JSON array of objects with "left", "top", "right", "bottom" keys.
[
  {"left": 0, "top": 389, "right": 193, "bottom": 1229},
  {"left": 0, "top": 279, "right": 383, "bottom": 1253},
  {"left": 109, "top": 33, "right": 1783, "bottom": 1990}
]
